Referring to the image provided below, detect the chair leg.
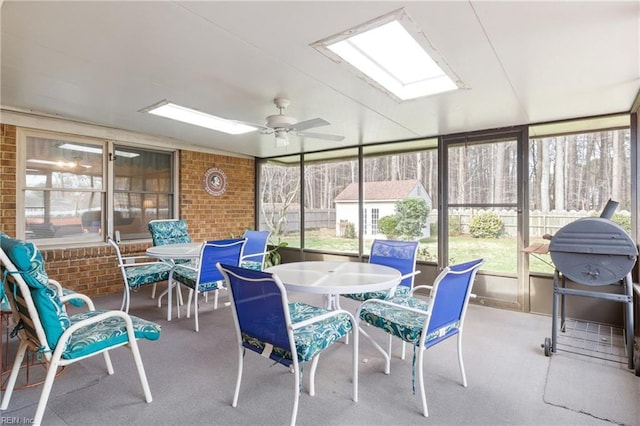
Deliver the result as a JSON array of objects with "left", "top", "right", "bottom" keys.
[
  {"left": 457, "top": 333, "right": 468, "bottom": 387},
  {"left": 121, "top": 286, "right": 130, "bottom": 312},
  {"left": 308, "top": 355, "right": 320, "bottom": 396},
  {"left": 232, "top": 346, "right": 244, "bottom": 407},
  {"left": 127, "top": 338, "right": 153, "bottom": 403},
  {"left": 103, "top": 350, "right": 114, "bottom": 375},
  {"left": 0, "top": 340, "right": 28, "bottom": 409},
  {"left": 151, "top": 283, "right": 157, "bottom": 299},
  {"left": 194, "top": 290, "right": 200, "bottom": 332},
  {"left": 213, "top": 289, "right": 219, "bottom": 310},
  {"left": 351, "top": 320, "right": 359, "bottom": 403},
  {"left": 186, "top": 288, "right": 194, "bottom": 318},
  {"left": 417, "top": 346, "right": 428, "bottom": 417},
  {"left": 290, "top": 360, "right": 301, "bottom": 426},
  {"left": 33, "top": 357, "right": 63, "bottom": 426}
]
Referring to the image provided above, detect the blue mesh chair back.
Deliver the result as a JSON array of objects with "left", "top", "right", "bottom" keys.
[
  {"left": 241, "top": 230, "right": 271, "bottom": 270},
  {"left": 148, "top": 219, "right": 192, "bottom": 246},
  {"left": 221, "top": 264, "right": 292, "bottom": 365},
  {"left": 369, "top": 239, "right": 420, "bottom": 289},
  {"left": 198, "top": 239, "right": 246, "bottom": 285},
  {"left": 425, "top": 258, "right": 484, "bottom": 348}
]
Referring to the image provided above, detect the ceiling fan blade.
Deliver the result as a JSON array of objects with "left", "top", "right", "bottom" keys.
[
  {"left": 232, "top": 120, "right": 269, "bottom": 132},
  {"left": 291, "top": 117, "right": 330, "bottom": 132},
  {"left": 295, "top": 131, "right": 345, "bottom": 142}
]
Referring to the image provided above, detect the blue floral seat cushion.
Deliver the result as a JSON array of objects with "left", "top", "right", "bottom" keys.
[
  {"left": 240, "top": 260, "right": 263, "bottom": 271},
  {"left": 241, "top": 302, "right": 352, "bottom": 363},
  {"left": 172, "top": 265, "right": 222, "bottom": 292},
  {"left": 125, "top": 263, "right": 171, "bottom": 289},
  {"left": 345, "top": 285, "right": 411, "bottom": 302},
  {"left": 359, "top": 296, "right": 459, "bottom": 345},
  {"left": 148, "top": 220, "right": 191, "bottom": 246},
  {"left": 64, "top": 310, "right": 161, "bottom": 360}
]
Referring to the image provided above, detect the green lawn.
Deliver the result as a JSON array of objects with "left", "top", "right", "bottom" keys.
[{"left": 274, "top": 229, "right": 554, "bottom": 274}]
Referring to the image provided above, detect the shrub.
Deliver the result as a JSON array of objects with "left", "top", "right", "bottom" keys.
[
  {"left": 344, "top": 222, "right": 357, "bottom": 239},
  {"left": 395, "top": 198, "right": 430, "bottom": 239},
  {"left": 469, "top": 212, "right": 504, "bottom": 238},
  {"left": 378, "top": 215, "right": 399, "bottom": 239}
]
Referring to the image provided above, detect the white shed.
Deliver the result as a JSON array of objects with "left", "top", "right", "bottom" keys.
[{"left": 334, "top": 180, "right": 432, "bottom": 238}]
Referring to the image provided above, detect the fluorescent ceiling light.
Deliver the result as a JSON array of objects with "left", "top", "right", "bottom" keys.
[
  {"left": 58, "top": 143, "right": 138, "bottom": 158},
  {"left": 314, "top": 10, "right": 462, "bottom": 101},
  {"left": 142, "top": 101, "right": 257, "bottom": 135}
]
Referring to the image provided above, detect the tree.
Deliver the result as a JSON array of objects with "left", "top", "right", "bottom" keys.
[{"left": 395, "top": 198, "right": 429, "bottom": 239}]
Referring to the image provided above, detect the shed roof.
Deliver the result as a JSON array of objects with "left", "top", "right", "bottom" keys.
[{"left": 335, "top": 180, "right": 424, "bottom": 202}]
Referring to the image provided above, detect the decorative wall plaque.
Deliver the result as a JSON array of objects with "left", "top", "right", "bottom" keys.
[{"left": 203, "top": 167, "right": 227, "bottom": 196}]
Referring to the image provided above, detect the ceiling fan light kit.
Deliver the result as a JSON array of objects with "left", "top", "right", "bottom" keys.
[{"left": 249, "top": 97, "right": 345, "bottom": 147}]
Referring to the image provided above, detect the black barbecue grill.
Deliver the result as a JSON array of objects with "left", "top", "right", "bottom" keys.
[{"left": 542, "top": 206, "right": 638, "bottom": 373}]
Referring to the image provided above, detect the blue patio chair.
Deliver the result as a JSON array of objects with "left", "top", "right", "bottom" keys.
[
  {"left": 357, "top": 258, "right": 484, "bottom": 417},
  {"left": 344, "top": 239, "right": 420, "bottom": 302},
  {"left": 148, "top": 219, "right": 192, "bottom": 306},
  {"left": 343, "top": 239, "right": 420, "bottom": 354},
  {"left": 107, "top": 237, "right": 172, "bottom": 313},
  {"left": 0, "top": 236, "right": 160, "bottom": 426},
  {"left": 240, "top": 230, "right": 271, "bottom": 270},
  {"left": 217, "top": 263, "right": 358, "bottom": 426},
  {"left": 171, "top": 238, "right": 246, "bottom": 332}
]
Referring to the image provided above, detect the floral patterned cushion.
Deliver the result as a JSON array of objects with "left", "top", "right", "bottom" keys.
[
  {"left": 0, "top": 236, "right": 70, "bottom": 350},
  {"left": 241, "top": 302, "right": 352, "bottom": 363},
  {"left": 148, "top": 220, "right": 191, "bottom": 246},
  {"left": 240, "top": 260, "right": 263, "bottom": 271},
  {"left": 63, "top": 310, "right": 161, "bottom": 359},
  {"left": 344, "top": 285, "right": 411, "bottom": 302},
  {"left": 359, "top": 296, "right": 459, "bottom": 345},
  {"left": 125, "top": 263, "right": 171, "bottom": 289},
  {"left": 172, "top": 265, "right": 222, "bottom": 292}
]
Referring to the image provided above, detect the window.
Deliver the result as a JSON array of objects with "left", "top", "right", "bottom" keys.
[
  {"left": 258, "top": 156, "right": 301, "bottom": 248},
  {"left": 19, "top": 129, "right": 175, "bottom": 244},
  {"left": 528, "top": 118, "right": 631, "bottom": 273},
  {"left": 305, "top": 149, "right": 359, "bottom": 253},
  {"left": 371, "top": 208, "right": 379, "bottom": 235},
  {"left": 363, "top": 140, "right": 438, "bottom": 259}
]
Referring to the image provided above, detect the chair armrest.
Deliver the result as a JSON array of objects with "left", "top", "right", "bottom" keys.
[
  {"left": 240, "top": 252, "right": 268, "bottom": 261},
  {"left": 51, "top": 310, "right": 137, "bottom": 359},
  {"left": 121, "top": 260, "right": 171, "bottom": 269},
  {"left": 410, "top": 284, "right": 476, "bottom": 299},
  {"left": 291, "top": 309, "right": 357, "bottom": 330},
  {"left": 48, "top": 279, "right": 63, "bottom": 296},
  {"left": 358, "top": 298, "right": 430, "bottom": 317},
  {"left": 169, "top": 263, "right": 198, "bottom": 279},
  {"left": 60, "top": 293, "right": 96, "bottom": 310},
  {"left": 410, "top": 284, "right": 433, "bottom": 295}
]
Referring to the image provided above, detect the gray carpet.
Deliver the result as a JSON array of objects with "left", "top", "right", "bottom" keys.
[
  {"left": 1, "top": 286, "right": 637, "bottom": 425},
  {"left": 544, "top": 352, "right": 640, "bottom": 426}
]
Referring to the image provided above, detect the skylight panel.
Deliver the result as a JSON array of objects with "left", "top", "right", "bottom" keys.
[{"left": 313, "top": 9, "right": 462, "bottom": 101}]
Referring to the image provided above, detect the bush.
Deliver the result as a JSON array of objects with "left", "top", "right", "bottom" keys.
[
  {"left": 395, "top": 198, "right": 429, "bottom": 239},
  {"left": 469, "top": 212, "right": 504, "bottom": 238},
  {"left": 344, "top": 222, "right": 357, "bottom": 239},
  {"left": 612, "top": 212, "right": 632, "bottom": 234},
  {"left": 378, "top": 215, "right": 399, "bottom": 239}
]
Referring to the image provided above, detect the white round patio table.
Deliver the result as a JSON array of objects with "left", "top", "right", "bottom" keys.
[
  {"left": 146, "top": 242, "right": 204, "bottom": 320},
  {"left": 265, "top": 261, "right": 401, "bottom": 309}
]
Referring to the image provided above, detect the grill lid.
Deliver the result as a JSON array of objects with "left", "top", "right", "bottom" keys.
[{"left": 549, "top": 217, "right": 637, "bottom": 285}]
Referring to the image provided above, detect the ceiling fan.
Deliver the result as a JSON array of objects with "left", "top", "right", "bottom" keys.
[{"left": 246, "top": 98, "right": 345, "bottom": 147}]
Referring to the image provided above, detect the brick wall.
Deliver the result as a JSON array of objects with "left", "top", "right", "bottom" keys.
[{"left": 0, "top": 123, "right": 256, "bottom": 299}]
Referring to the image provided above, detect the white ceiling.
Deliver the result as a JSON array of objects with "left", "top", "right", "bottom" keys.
[{"left": 1, "top": 1, "right": 639, "bottom": 158}]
